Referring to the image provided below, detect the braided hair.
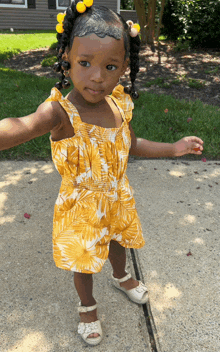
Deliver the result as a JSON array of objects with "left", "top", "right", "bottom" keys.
[{"left": 53, "top": 0, "right": 141, "bottom": 99}]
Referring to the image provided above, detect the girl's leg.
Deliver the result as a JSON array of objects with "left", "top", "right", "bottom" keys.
[
  {"left": 108, "top": 240, "right": 139, "bottom": 290},
  {"left": 74, "top": 272, "right": 99, "bottom": 338}
]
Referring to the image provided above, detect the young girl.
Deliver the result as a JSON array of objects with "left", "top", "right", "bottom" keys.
[{"left": 0, "top": 0, "right": 203, "bottom": 346}]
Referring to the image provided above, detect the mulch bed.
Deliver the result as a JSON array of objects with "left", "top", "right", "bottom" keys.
[{"left": 3, "top": 42, "right": 220, "bottom": 107}]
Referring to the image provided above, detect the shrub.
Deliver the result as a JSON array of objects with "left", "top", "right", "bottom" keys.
[
  {"left": 187, "top": 1, "right": 220, "bottom": 48},
  {"left": 161, "top": 0, "right": 220, "bottom": 49},
  {"left": 41, "top": 55, "right": 57, "bottom": 67},
  {"left": 161, "top": 0, "right": 185, "bottom": 41}
]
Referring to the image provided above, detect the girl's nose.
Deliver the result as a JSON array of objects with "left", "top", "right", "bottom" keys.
[{"left": 90, "top": 69, "right": 105, "bottom": 83}]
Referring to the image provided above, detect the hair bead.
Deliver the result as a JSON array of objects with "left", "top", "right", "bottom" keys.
[
  {"left": 130, "top": 28, "right": 138, "bottom": 37},
  {"left": 76, "top": 0, "right": 93, "bottom": 13},
  {"left": 61, "top": 61, "right": 71, "bottom": 70},
  {"left": 56, "top": 23, "right": 64, "bottom": 34},
  {"left": 55, "top": 81, "right": 63, "bottom": 90},
  {"left": 123, "top": 85, "right": 139, "bottom": 99},
  {"left": 62, "top": 78, "right": 71, "bottom": 89},
  {"left": 124, "top": 86, "right": 132, "bottom": 94},
  {"left": 84, "top": 0, "right": 93, "bottom": 6},
  {"left": 126, "top": 20, "right": 140, "bottom": 38},
  {"left": 57, "top": 13, "right": 65, "bottom": 23},
  {"left": 76, "top": 1, "right": 86, "bottom": 13},
  {"left": 131, "top": 91, "right": 139, "bottom": 100},
  {"left": 53, "top": 62, "right": 62, "bottom": 72}
]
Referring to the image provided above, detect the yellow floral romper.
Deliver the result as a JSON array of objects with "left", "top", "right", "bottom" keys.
[{"left": 46, "top": 84, "right": 145, "bottom": 274}]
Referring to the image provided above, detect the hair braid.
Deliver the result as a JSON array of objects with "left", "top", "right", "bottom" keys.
[
  {"left": 53, "top": 2, "right": 141, "bottom": 99},
  {"left": 127, "top": 35, "right": 141, "bottom": 99},
  {"left": 54, "top": 0, "right": 82, "bottom": 90},
  {"left": 116, "top": 13, "right": 141, "bottom": 100}
]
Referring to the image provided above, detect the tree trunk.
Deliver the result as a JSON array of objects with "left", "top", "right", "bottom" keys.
[
  {"left": 133, "top": 0, "right": 148, "bottom": 44},
  {"left": 156, "top": 0, "right": 166, "bottom": 40},
  {"left": 156, "top": 0, "right": 166, "bottom": 64},
  {"left": 146, "top": 0, "right": 157, "bottom": 45}
]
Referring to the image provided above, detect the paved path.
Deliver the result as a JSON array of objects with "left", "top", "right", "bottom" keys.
[
  {"left": 127, "top": 159, "right": 220, "bottom": 352},
  {"left": 1, "top": 158, "right": 220, "bottom": 351}
]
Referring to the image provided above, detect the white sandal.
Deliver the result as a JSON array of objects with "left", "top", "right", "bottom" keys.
[
  {"left": 77, "top": 302, "right": 103, "bottom": 346},
  {"left": 111, "top": 272, "right": 148, "bottom": 304}
]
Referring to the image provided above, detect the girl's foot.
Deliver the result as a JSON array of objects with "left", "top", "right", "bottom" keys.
[
  {"left": 112, "top": 273, "right": 148, "bottom": 305},
  {"left": 79, "top": 307, "right": 100, "bottom": 339},
  {"left": 113, "top": 273, "right": 139, "bottom": 290}
]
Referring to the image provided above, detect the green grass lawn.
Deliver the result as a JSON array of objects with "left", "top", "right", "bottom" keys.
[
  {"left": 0, "top": 30, "right": 57, "bottom": 61},
  {"left": 0, "top": 66, "right": 219, "bottom": 161}
]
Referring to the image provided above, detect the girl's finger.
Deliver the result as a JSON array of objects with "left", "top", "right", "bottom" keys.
[
  {"left": 194, "top": 137, "right": 204, "bottom": 144},
  {"left": 188, "top": 136, "right": 203, "bottom": 144},
  {"left": 193, "top": 143, "right": 203, "bottom": 151}
]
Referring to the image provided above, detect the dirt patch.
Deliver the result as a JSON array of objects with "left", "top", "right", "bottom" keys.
[
  {"left": 3, "top": 42, "right": 220, "bottom": 107},
  {"left": 4, "top": 48, "right": 58, "bottom": 79}
]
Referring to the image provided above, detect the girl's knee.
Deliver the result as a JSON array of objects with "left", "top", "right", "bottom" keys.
[{"left": 74, "top": 271, "right": 93, "bottom": 279}]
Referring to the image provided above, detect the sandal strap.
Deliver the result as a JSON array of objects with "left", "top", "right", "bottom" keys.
[
  {"left": 78, "top": 302, "right": 97, "bottom": 313},
  {"left": 112, "top": 272, "right": 131, "bottom": 283}
]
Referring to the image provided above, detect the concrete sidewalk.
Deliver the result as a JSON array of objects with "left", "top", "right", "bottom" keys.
[
  {"left": 1, "top": 158, "right": 220, "bottom": 351},
  {"left": 127, "top": 159, "right": 220, "bottom": 352}
]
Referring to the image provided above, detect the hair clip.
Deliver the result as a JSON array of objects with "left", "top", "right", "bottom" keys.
[
  {"left": 76, "top": 0, "right": 93, "bottom": 14},
  {"left": 126, "top": 20, "right": 140, "bottom": 37}
]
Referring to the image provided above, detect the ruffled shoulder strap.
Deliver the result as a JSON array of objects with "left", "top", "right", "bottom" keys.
[
  {"left": 109, "top": 84, "right": 134, "bottom": 123},
  {"left": 45, "top": 87, "right": 63, "bottom": 103},
  {"left": 45, "top": 87, "right": 79, "bottom": 128}
]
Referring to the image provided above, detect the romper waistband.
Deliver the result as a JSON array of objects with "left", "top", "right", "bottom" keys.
[{"left": 61, "top": 177, "right": 126, "bottom": 192}]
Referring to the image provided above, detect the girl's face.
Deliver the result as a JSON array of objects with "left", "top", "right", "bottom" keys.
[{"left": 65, "top": 33, "right": 129, "bottom": 106}]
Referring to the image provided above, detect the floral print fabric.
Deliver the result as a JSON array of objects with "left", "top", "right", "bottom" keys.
[{"left": 46, "top": 84, "right": 145, "bottom": 274}]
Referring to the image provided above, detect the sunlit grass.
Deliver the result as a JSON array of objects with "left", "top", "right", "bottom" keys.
[
  {"left": 0, "top": 67, "right": 68, "bottom": 160},
  {"left": 131, "top": 91, "right": 220, "bottom": 160},
  {"left": 0, "top": 31, "right": 57, "bottom": 62}
]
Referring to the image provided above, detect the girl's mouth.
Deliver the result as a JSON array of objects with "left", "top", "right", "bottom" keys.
[{"left": 87, "top": 88, "right": 103, "bottom": 95}]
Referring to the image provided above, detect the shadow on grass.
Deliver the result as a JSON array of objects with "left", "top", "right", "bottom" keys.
[
  {"left": 122, "top": 41, "right": 220, "bottom": 107},
  {"left": 0, "top": 49, "right": 22, "bottom": 62}
]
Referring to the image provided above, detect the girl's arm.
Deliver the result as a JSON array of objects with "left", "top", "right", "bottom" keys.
[
  {"left": 129, "top": 123, "right": 203, "bottom": 158},
  {"left": 0, "top": 102, "right": 62, "bottom": 151}
]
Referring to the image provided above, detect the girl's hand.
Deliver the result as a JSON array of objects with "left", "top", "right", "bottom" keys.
[{"left": 173, "top": 136, "right": 204, "bottom": 157}]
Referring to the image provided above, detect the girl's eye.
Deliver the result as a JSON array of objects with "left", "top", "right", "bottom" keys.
[
  {"left": 107, "top": 65, "right": 117, "bottom": 71},
  {"left": 79, "top": 61, "right": 90, "bottom": 67},
  {"left": 79, "top": 61, "right": 117, "bottom": 71}
]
